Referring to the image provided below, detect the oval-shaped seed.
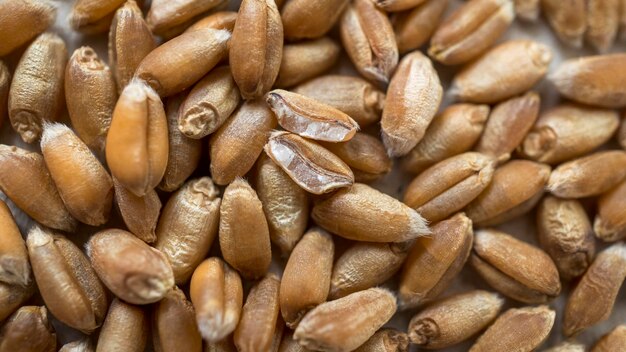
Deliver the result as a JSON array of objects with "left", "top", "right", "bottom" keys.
[
  {"left": 408, "top": 290, "right": 504, "bottom": 349},
  {"left": 136, "top": 28, "right": 230, "bottom": 97},
  {"left": 190, "top": 257, "right": 243, "bottom": 343},
  {"left": 0, "top": 200, "right": 30, "bottom": 287},
  {"left": 592, "top": 325, "right": 626, "bottom": 352},
  {"left": 0, "top": 306, "right": 56, "bottom": 352},
  {"left": 156, "top": 177, "right": 221, "bottom": 284},
  {"left": 544, "top": 341, "right": 586, "bottom": 352},
  {"left": 27, "top": 226, "right": 107, "bottom": 333},
  {"left": 106, "top": 80, "right": 169, "bottom": 197},
  {"left": 0, "top": 145, "right": 76, "bottom": 232},
  {"left": 256, "top": 154, "right": 309, "bottom": 255},
  {"left": 59, "top": 338, "right": 93, "bottom": 352},
  {"left": 230, "top": 0, "right": 283, "bottom": 99},
  {"left": 548, "top": 150, "right": 626, "bottom": 198},
  {"left": 401, "top": 104, "right": 489, "bottom": 174},
  {"left": 514, "top": 0, "right": 539, "bottom": 20},
  {"left": 475, "top": 92, "right": 540, "bottom": 160},
  {"left": 393, "top": 0, "right": 448, "bottom": 54},
  {"left": 313, "top": 183, "right": 429, "bottom": 243},
  {"left": 70, "top": 0, "right": 124, "bottom": 31},
  {"left": 147, "top": 0, "right": 225, "bottom": 36},
  {"left": 0, "top": 0, "right": 56, "bottom": 56},
  {"left": 159, "top": 94, "right": 202, "bottom": 192},
  {"left": 330, "top": 241, "right": 411, "bottom": 300},
  {"left": 41, "top": 123, "right": 113, "bottom": 226},
  {"left": 281, "top": 0, "right": 349, "bottom": 40},
  {"left": 293, "top": 75, "right": 384, "bottom": 128},
  {"left": 74, "top": 11, "right": 116, "bottom": 35},
  {"left": 153, "top": 286, "right": 202, "bottom": 352},
  {"left": 595, "top": 180, "right": 626, "bottom": 242},
  {"left": 564, "top": 243, "right": 626, "bottom": 336},
  {"left": 267, "top": 90, "right": 359, "bottom": 143},
  {"left": 340, "top": 0, "right": 398, "bottom": 86},
  {"left": 381, "top": 51, "right": 442, "bottom": 157},
  {"left": 520, "top": 104, "right": 620, "bottom": 164},
  {"left": 88, "top": 229, "right": 174, "bottom": 304},
  {"left": 538, "top": 196, "right": 595, "bottom": 280},
  {"left": 471, "top": 229, "right": 561, "bottom": 303},
  {"left": 280, "top": 228, "right": 334, "bottom": 328},
  {"left": 178, "top": 66, "right": 240, "bottom": 139},
  {"left": 235, "top": 274, "right": 282, "bottom": 352},
  {"left": 113, "top": 178, "right": 161, "bottom": 243},
  {"left": 219, "top": 178, "right": 271, "bottom": 280},
  {"left": 469, "top": 306, "right": 555, "bottom": 352},
  {"left": 65, "top": 47, "right": 116, "bottom": 151},
  {"left": 186, "top": 11, "right": 238, "bottom": 33},
  {"left": 321, "top": 132, "right": 392, "bottom": 183},
  {"left": 9, "top": 33, "right": 67, "bottom": 144},
  {"left": 210, "top": 100, "right": 277, "bottom": 185},
  {"left": 429, "top": 0, "right": 514, "bottom": 65},
  {"left": 451, "top": 40, "right": 551, "bottom": 104},
  {"left": 586, "top": 0, "right": 620, "bottom": 52},
  {"left": 465, "top": 160, "right": 550, "bottom": 226},
  {"left": 399, "top": 213, "right": 472, "bottom": 309},
  {"left": 276, "top": 37, "right": 340, "bottom": 88},
  {"left": 97, "top": 299, "right": 148, "bottom": 352},
  {"left": 354, "top": 329, "right": 408, "bottom": 352},
  {"left": 264, "top": 131, "right": 354, "bottom": 194},
  {"left": 294, "top": 287, "right": 397, "bottom": 352},
  {"left": 0, "top": 281, "right": 34, "bottom": 323},
  {"left": 404, "top": 153, "right": 496, "bottom": 223},
  {"left": 542, "top": 0, "right": 586, "bottom": 47}
]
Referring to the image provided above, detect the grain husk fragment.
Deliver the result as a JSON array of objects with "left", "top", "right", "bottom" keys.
[
  {"left": 354, "top": 329, "right": 408, "bottom": 352},
  {"left": 586, "top": 0, "right": 620, "bottom": 52},
  {"left": 281, "top": 0, "right": 349, "bottom": 40},
  {"left": 276, "top": 37, "right": 340, "bottom": 88},
  {"left": 147, "top": 0, "right": 226, "bottom": 36},
  {"left": 592, "top": 325, "right": 626, "bottom": 352},
  {"left": 541, "top": 0, "right": 586, "bottom": 47},
  {"left": 96, "top": 299, "right": 148, "bottom": 352},
  {"left": 153, "top": 287, "right": 202, "bottom": 352},
  {"left": 595, "top": 180, "right": 626, "bottom": 242},
  {"left": 393, "top": 0, "right": 448, "bottom": 54},
  {"left": 0, "top": 0, "right": 56, "bottom": 56},
  {"left": 0, "top": 200, "right": 30, "bottom": 287},
  {"left": 113, "top": 178, "right": 161, "bottom": 243},
  {"left": 0, "top": 306, "right": 56, "bottom": 352}
]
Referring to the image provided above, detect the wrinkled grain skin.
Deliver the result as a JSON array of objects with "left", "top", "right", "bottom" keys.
[
  {"left": 475, "top": 92, "right": 540, "bottom": 160},
  {"left": 549, "top": 54, "right": 626, "bottom": 108},
  {"left": 96, "top": 299, "right": 148, "bottom": 352},
  {"left": 280, "top": 228, "right": 334, "bottom": 328},
  {"left": 595, "top": 180, "right": 626, "bottom": 242},
  {"left": 230, "top": 0, "right": 283, "bottom": 99},
  {"left": 281, "top": 0, "right": 349, "bottom": 40},
  {"left": 88, "top": 229, "right": 175, "bottom": 304},
  {"left": 186, "top": 11, "right": 238, "bottom": 33},
  {"left": 340, "top": 0, "right": 399, "bottom": 86},
  {"left": 564, "top": 243, "right": 626, "bottom": 336},
  {"left": 408, "top": 290, "right": 504, "bottom": 349},
  {"left": 404, "top": 153, "right": 496, "bottom": 223},
  {"left": 70, "top": 0, "right": 125, "bottom": 31},
  {"left": 469, "top": 306, "right": 555, "bottom": 352},
  {"left": 41, "top": 124, "right": 114, "bottom": 226},
  {"left": 153, "top": 287, "right": 202, "bottom": 352},
  {"left": 190, "top": 258, "right": 243, "bottom": 343},
  {"left": 330, "top": 241, "right": 411, "bottom": 300},
  {"left": 321, "top": 133, "right": 392, "bottom": 183},
  {"left": 354, "top": 329, "right": 408, "bottom": 352},
  {"left": 26, "top": 226, "right": 108, "bottom": 333},
  {"left": 59, "top": 338, "right": 94, "bottom": 352},
  {"left": 0, "top": 61, "right": 8, "bottom": 127},
  {"left": 160, "top": 94, "right": 202, "bottom": 192},
  {"left": 0, "top": 282, "right": 34, "bottom": 322},
  {"left": 179, "top": 66, "right": 240, "bottom": 139},
  {"left": 592, "top": 325, "right": 626, "bottom": 352},
  {"left": 9, "top": 33, "right": 67, "bottom": 144},
  {"left": 382, "top": 51, "right": 442, "bottom": 157},
  {"left": 113, "top": 178, "right": 161, "bottom": 243},
  {"left": 294, "top": 288, "right": 397, "bottom": 352},
  {"left": 136, "top": 28, "right": 230, "bottom": 97},
  {"left": 0, "top": 306, "right": 56, "bottom": 352},
  {"left": 235, "top": 274, "right": 282, "bottom": 352},
  {"left": 0, "top": 0, "right": 56, "bottom": 56},
  {"left": 147, "top": 0, "right": 226, "bottom": 35},
  {"left": 293, "top": 75, "right": 384, "bottom": 128},
  {"left": 313, "top": 183, "right": 429, "bottom": 243},
  {"left": 429, "top": 0, "right": 515, "bottom": 65},
  {"left": 514, "top": 0, "right": 539, "bottom": 20},
  {"left": 66, "top": 47, "right": 116, "bottom": 151},
  {"left": 106, "top": 80, "right": 169, "bottom": 197},
  {"left": 548, "top": 151, "right": 626, "bottom": 198},
  {"left": 0, "top": 200, "right": 30, "bottom": 287},
  {"left": 276, "top": 37, "right": 340, "bottom": 88},
  {"left": 471, "top": 229, "right": 561, "bottom": 303},
  {"left": 451, "top": 40, "right": 552, "bottom": 104},
  {"left": 210, "top": 100, "right": 278, "bottom": 185},
  {"left": 586, "top": 0, "right": 620, "bottom": 52},
  {"left": 264, "top": 131, "right": 354, "bottom": 194},
  {"left": 256, "top": 154, "right": 308, "bottom": 254},
  {"left": 219, "top": 179, "right": 272, "bottom": 280},
  {"left": 376, "top": 0, "right": 427, "bottom": 11},
  {"left": 399, "top": 213, "right": 473, "bottom": 309},
  {"left": 538, "top": 196, "right": 595, "bottom": 280},
  {"left": 0, "top": 145, "right": 76, "bottom": 232},
  {"left": 519, "top": 104, "right": 620, "bottom": 164},
  {"left": 401, "top": 104, "right": 489, "bottom": 174},
  {"left": 541, "top": 0, "right": 586, "bottom": 47},
  {"left": 109, "top": 1, "right": 156, "bottom": 93},
  {"left": 393, "top": 0, "right": 448, "bottom": 54},
  {"left": 465, "top": 160, "right": 550, "bottom": 226},
  {"left": 156, "top": 178, "right": 221, "bottom": 284}
]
